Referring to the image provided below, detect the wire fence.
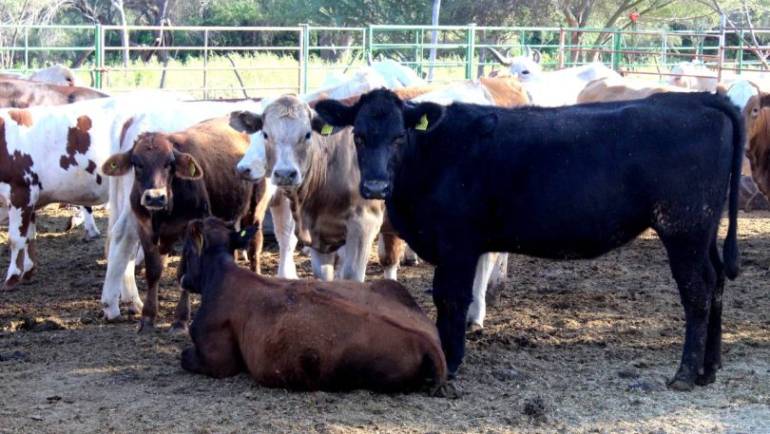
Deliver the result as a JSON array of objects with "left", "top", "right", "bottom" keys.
[{"left": 1, "top": 22, "right": 769, "bottom": 98}]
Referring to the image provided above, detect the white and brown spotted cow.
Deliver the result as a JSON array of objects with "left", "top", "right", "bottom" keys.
[{"left": 0, "top": 93, "right": 176, "bottom": 290}]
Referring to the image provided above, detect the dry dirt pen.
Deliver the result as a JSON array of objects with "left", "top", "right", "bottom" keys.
[{"left": 0, "top": 206, "right": 768, "bottom": 434}]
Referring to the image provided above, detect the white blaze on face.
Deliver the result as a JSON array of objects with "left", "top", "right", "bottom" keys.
[
  {"left": 262, "top": 103, "right": 313, "bottom": 188},
  {"left": 507, "top": 57, "right": 543, "bottom": 81},
  {"left": 236, "top": 131, "right": 268, "bottom": 181}
]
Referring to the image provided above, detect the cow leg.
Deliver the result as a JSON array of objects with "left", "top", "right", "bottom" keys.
[
  {"left": 101, "top": 210, "right": 142, "bottom": 320},
  {"left": 138, "top": 233, "right": 162, "bottom": 333},
  {"left": 247, "top": 221, "right": 263, "bottom": 274},
  {"left": 340, "top": 210, "right": 382, "bottom": 282},
  {"left": 487, "top": 252, "right": 508, "bottom": 305},
  {"left": 433, "top": 255, "right": 478, "bottom": 377},
  {"left": 270, "top": 196, "right": 298, "bottom": 279},
  {"left": 466, "top": 252, "right": 498, "bottom": 332},
  {"left": 310, "top": 248, "right": 335, "bottom": 281},
  {"left": 697, "top": 237, "right": 725, "bottom": 386},
  {"left": 403, "top": 245, "right": 420, "bottom": 266},
  {"left": 659, "top": 232, "right": 715, "bottom": 391},
  {"left": 3, "top": 206, "right": 35, "bottom": 290},
  {"left": 80, "top": 207, "right": 101, "bottom": 241},
  {"left": 170, "top": 288, "right": 190, "bottom": 334},
  {"left": 182, "top": 322, "right": 242, "bottom": 378},
  {"left": 378, "top": 232, "right": 404, "bottom": 280}
]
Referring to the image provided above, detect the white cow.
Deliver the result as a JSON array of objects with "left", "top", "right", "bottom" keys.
[
  {"left": 0, "top": 64, "right": 77, "bottom": 87},
  {"left": 317, "top": 59, "right": 425, "bottom": 94},
  {"left": 488, "top": 47, "right": 620, "bottom": 106}
]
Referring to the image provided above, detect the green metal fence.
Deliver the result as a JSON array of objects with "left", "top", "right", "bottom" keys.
[{"left": 1, "top": 23, "right": 768, "bottom": 98}]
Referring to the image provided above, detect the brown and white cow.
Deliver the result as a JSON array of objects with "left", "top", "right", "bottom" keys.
[
  {"left": 0, "top": 78, "right": 106, "bottom": 108},
  {"left": 0, "top": 78, "right": 109, "bottom": 240},
  {"left": 577, "top": 76, "right": 692, "bottom": 104},
  {"left": 101, "top": 117, "right": 270, "bottom": 332},
  {"left": 230, "top": 96, "right": 382, "bottom": 282},
  {"left": 178, "top": 217, "right": 447, "bottom": 393},
  {"left": 0, "top": 96, "right": 143, "bottom": 290}
]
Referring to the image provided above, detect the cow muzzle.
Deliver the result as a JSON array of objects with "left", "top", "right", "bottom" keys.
[
  {"left": 236, "top": 164, "right": 260, "bottom": 182},
  {"left": 361, "top": 180, "right": 390, "bottom": 199},
  {"left": 141, "top": 188, "right": 168, "bottom": 210},
  {"left": 272, "top": 169, "right": 300, "bottom": 187}
]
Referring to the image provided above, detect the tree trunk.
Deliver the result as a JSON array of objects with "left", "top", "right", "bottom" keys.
[{"left": 427, "top": 0, "right": 441, "bottom": 81}]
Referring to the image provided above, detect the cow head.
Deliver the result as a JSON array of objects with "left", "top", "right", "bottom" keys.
[
  {"left": 488, "top": 47, "right": 542, "bottom": 81},
  {"left": 102, "top": 132, "right": 203, "bottom": 211},
  {"left": 179, "top": 217, "right": 256, "bottom": 294},
  {"left": 314, "top": 88, "right": 445, "bottom": 199},
  {"left": 230, "top": 96, "right": 328, "bottom": 189},
  {"left": 229, "top": 111, "right": 269, "bottom": 182}
]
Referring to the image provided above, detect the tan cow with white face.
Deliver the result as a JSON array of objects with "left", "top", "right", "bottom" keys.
[{"left": 231, "top": 95, "right": 383, "bottom": 282}]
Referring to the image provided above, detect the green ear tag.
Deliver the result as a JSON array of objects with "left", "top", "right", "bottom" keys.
[
  {"left": 321, "top": 124, "right": 333, "bottom": 136},
  {"left": 415, "top": 114, "right": 429, "bottom": 131},
  {"left": 240, "top": 230, "right": 247, "bottom": 237},
  {"left": 189, "top": 165, "right": 196, "bottom": 177}
]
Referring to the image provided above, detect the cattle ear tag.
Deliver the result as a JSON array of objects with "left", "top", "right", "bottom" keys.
[
  {"left": 240, "top": 230, "right": 247, "bottom": 238},
  {"left": 415, "top": 114, "right": 429, "bottom": 131},
  {"left": 321, "top": 124, "right": 333, "bottom": 136},
  {"left": 189, "top": 164, "right": 197, "bottom": 177}
]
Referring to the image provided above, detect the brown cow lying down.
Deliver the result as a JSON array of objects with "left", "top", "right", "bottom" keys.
[{"left": 178, "top": 217, "right": 448, "bottom": 393}]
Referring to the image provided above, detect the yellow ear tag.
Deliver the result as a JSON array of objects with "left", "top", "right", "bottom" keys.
[
  {"left": 240, "top": 230, "right": 247, "bottom": 237},
  {"left": 321, "top": 124, "right": 333, "bottom": 136},
  {"left": 189, "top": 165, "right": 196, "bottom": 177},
  {"left": 415, "top": 114, "right": 429, "bottom": 131}
]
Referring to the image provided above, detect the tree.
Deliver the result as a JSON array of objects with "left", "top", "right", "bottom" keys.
[{"left": 427, "top": 0, "right": 441, "bottom": 80}]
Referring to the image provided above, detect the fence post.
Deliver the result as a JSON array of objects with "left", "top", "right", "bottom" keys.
[
  {"left": 737, "top": 30, "right": 744, "bottom": 75},
  {"left": 203, "top": 29, "right": 209, "bottom": 99},
  {"left": 717, "top": 14, "right": 726, "bottom": 82},
  {"left": 466, "top": 23, "right": 476, "bottom": 79},
  {"left": 299, "top": 23, "right": 310, "bottom": 94},
  {"left": 94, "top": 24, "right": 103, "bottom": 89},
  {"left": 558, "top": 27, "right": 565, "bottom": 69},
  {"left": 661, "top": 29, "right": 668, "bottom": 72},
  {"left": 367, "top": 25, "right": 374, "bottom": 61},
  {"left": 23, "top": 26, "right": 29, "bottom": 72},
  {"left": 611, "top": 28, "right": 621, "bottom": 71}
]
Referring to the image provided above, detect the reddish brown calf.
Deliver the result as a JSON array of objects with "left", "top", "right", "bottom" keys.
[{"left": 178, "top": 217, "right": 447, "bottom": 393}]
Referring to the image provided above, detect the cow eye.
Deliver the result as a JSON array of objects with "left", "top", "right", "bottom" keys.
[
  {"left": 394, "top": 133, "right": 406, "bottom": 144},
  {"left": 522, "top": 70, "right": 530, "bottom": 75},
  {"left": 262, "top": 131, "right": 269, "bottom": 140},
  {"left": 305, "top": 132, "right": 312, "bottom": 140},
  {"left": 354, "top": 135, "right": 364, "bottom": 146}
]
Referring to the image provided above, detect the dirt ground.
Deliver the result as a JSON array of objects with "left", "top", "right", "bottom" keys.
[{"left": 0, "top": 206, "right": 768, "bottom": 434}]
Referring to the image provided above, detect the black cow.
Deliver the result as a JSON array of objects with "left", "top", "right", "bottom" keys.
[{"left": 315, "top": 89, "right": 743, "bottom": 391}]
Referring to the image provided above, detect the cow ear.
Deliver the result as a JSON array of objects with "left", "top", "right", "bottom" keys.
[
  {"left": 187, "top": 219, "right": 205, "bottom": 253},
  {"left": 314, "top": 99, "right": 358, "bottom": 127},
  {"left": 310, "top": 109, "right": 345, "bottom": 136},
  {"left": 229, "top": 111, "right": 263, "bottom": 134},
  {"left": 230, "top": 225, "right": 257, "bottom": 251},
  {"left": 403, "top": 102, "right": 445, "bottom": 133},
  {"left": 173, "top": 151, "right": 203, "bottom": 180},
  {"left": 102, "top": 151, "right": 132, "bottom": 177},
  {"left": 531, "top": 49, "right": 542, "bottom": 64}
]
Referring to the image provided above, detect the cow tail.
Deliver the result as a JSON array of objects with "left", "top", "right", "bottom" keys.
[{"left": 719, "top": 97, "right": 744, "bottom": 280}]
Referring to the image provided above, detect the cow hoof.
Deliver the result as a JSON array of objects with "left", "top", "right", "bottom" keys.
[
  {"left": 402, "top": 258, "right": 418, "bottom": 266},
  {"left": 695, "top": 370, "right": 717, "bottom": 386},
  {"left": 2, "top": 275, "right": 21, "bottom": 291},
  {"left": 666, "top": 376, "right": 695, "bottom": 391},
  {"left": 102, "top": 304, "right": 122, "bottom": 322},
  {"left": 65, "top": 217, "right": 78, "bottom": 232},
  {"left": 21, "top": 267, "right": 35, "bottom": 282},
  {"left": 82, "top": 232, "right": 100, "bottom": 242},
  {"left": 169, "top": 322, "right": 189, "bottom": 335},
  {"left": 137, "top": 317, "right": 155, "bottom": 333},
  {"left": 466, "top": 322, "right": 483, "bottom": 334},
  {"left": 430, "top": 382, "right": 461, "bottom": 399},
  {"left": 125, "top": 302, "right": 143, "bottom": 317}
]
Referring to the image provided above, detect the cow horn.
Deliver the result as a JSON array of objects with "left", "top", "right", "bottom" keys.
[{"left": 488, "top": 47, "right": 513, "bottom": 66}]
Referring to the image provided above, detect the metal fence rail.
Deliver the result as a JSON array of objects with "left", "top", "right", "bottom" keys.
[{"left": 1, "top": 22, "right": 768, "bottom": 98}]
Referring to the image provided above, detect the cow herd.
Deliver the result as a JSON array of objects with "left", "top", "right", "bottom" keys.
[{"left": 2, "top": 56, "right": 770, "bottom": 395}]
